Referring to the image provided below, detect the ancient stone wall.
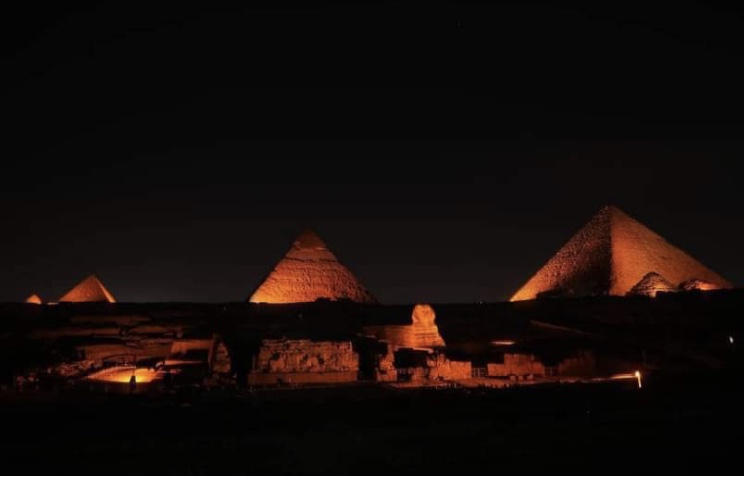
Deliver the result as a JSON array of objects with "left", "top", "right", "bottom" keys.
[
  {"left": 426, "top": 353, "right": 472, "bottom": 380},
  {"left": 392, "top": 349, "right": 472, "bottom": 383},
  {"left": 253, "top": 339, "right": 359, "bottom": 373},
  {"left": 487, "top": 353, "right": 546, "bottom": 377},
  {"left": 375, "top": 342, "right": 398, "bottom": 382},
  {"left": 170, "top": 338, "right": 214, "bottom": 357}
]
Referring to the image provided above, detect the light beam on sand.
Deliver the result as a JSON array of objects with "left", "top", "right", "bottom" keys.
[
  {"left": 610, "top": 371, "right": 642, "bottom": 389},
  {"left": 86, "top": 366, "right": 160, "bottom": 384}
]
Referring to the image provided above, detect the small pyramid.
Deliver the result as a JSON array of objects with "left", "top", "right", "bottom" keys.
[
  {"left": 58, "top": 274, "right": 117, "bottom": 303},
  {"left": 628, "top": 272, "right": 676, "bottom": 297},
  {"left": 249, "top": 229, "right": 377, "bottom": 304},
  {"left": 511, "top": 206, "right": 731, "bottom": 301},
  {"left": 679, "top": 278, "right": 720, "bottom": 292},
  {"left": 25, "top": 294, "right": 43, "bottom": 305}
]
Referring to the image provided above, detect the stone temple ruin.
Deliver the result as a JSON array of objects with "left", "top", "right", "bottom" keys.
[{"left": 1, "top": 211, "right": 741, "bottom": 395}]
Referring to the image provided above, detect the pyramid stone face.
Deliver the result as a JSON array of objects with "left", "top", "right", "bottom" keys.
[
  {"left": 511, "top": 206, "right": 732, "bottom": 301},
  {"left": 628, "top": 272, "right": 676, "bottom": 297},
  {"left": 25, "top": 294, "right": 43, "bottom": 304},
  {"left": 511, "top": 208, "right": 614, "bottom": 301},
  {"left": 58, "top": 274, "right": 117, "bottom": 303},
  {"left": 249, "top": 230, "right": 377, "bottom": 304}
]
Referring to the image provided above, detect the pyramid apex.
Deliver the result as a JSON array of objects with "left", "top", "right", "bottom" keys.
[
  {"left": 597, "top": 204, "right": 626, "bottom": 217},
  {"left": 293, "top": 229, "right": 328, "bottom": 250}
]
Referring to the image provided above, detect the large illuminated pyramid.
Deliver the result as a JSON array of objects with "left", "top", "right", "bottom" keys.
[
  {"left": 58, "top": 274, "right": 117, "bottom": 303},
  {"left": 249, "top": 230, "right": 377, "bottom": 304},
  {"left": 511, "top": 206, "right": 731, "bottom": 301}
]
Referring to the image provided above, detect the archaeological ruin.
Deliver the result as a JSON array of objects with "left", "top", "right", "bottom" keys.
[{"left": 1, "top": 209, "right": 741, "bottom": 396}]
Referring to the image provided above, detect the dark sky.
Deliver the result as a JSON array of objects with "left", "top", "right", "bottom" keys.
[{"left": 2, "top": 2, "right": 743, "bottom": 303}]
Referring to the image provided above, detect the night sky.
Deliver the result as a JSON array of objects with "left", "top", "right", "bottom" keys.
[{"left": 2, "top": 2, "right": 743, "bottom": 304}]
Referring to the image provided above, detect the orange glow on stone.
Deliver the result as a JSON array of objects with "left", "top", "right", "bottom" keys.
[
  {"left": 491, "top": 340, "right": 516, "bottom": 346},
  {"left": 511, "top": 206, "right": 731, "bottom": 301},
  {"left": 58, "top": 274, "right": 117, "bottom": 303},
  {"left": 628, "top": 272, "right": 676, "bottom": 297},
  {"left": 249, "top": 230, "right": 377, "bottom": 304},
  {"left": 679, "top": 278, "right": 721, "bottom": 292},
  {"left": 25, "top": 294, "right": 43, "bottom": 304},
  {"left": 363, "top": 304, "right": 445, "bottom": 349},
  {"left": 87, "top": 367, "right": 158, "bottom": 383}
]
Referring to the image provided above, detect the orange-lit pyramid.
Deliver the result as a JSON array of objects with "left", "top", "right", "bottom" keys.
[
  {"left": 58, "top": 274, "right": 117, "bottom": 303},
  {"left": 25, "top": 294, "right": 43, "bottom": 304},
  {"left": 511, "top": 206, "right": 732, "bottom": 301},
  {"left": 628, "top": 272, "right": 676, "bottom": 297},
  {"left": 249, "top": 230, "right": 377, "bottom": 304}
]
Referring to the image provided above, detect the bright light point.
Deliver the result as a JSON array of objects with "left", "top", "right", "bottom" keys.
[
  {"left": 87, "top": 366, "right": 159, "bottom": 384},
  {"left": 635, "top": 370, "right": 642, "bottom": 389},
  {"left": 491, "top": 340, "right": 516, "bottom": 346},
  {"left": 730, "top": 336, "right": 735, "bottom": 345}
]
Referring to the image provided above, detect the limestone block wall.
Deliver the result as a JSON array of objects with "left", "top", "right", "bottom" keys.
[
  {"left": 487, "top": 353, "right": 546, "bottom": 377},
  {"left": 170, "top": 338, "right": 214, "bottom": 357},
  {"left": 426, "top": 353, "right": 472, "bottom": 380},
  {"left": 375, "top": 343, "right": 398, "bottom": 382},
  {"left": 253, "top": 339, "right": 359, "bottom": 373},
  {"left": 393, "top": 349, "right": 472, "bottom": 383}
]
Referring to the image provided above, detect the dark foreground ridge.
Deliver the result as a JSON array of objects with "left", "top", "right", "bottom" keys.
[
  {"left": 2, "top": 372, "right": 742, "bottom": 475},
  {"left": 2, "top": 291, "right": 744, "bottom": 474}
]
